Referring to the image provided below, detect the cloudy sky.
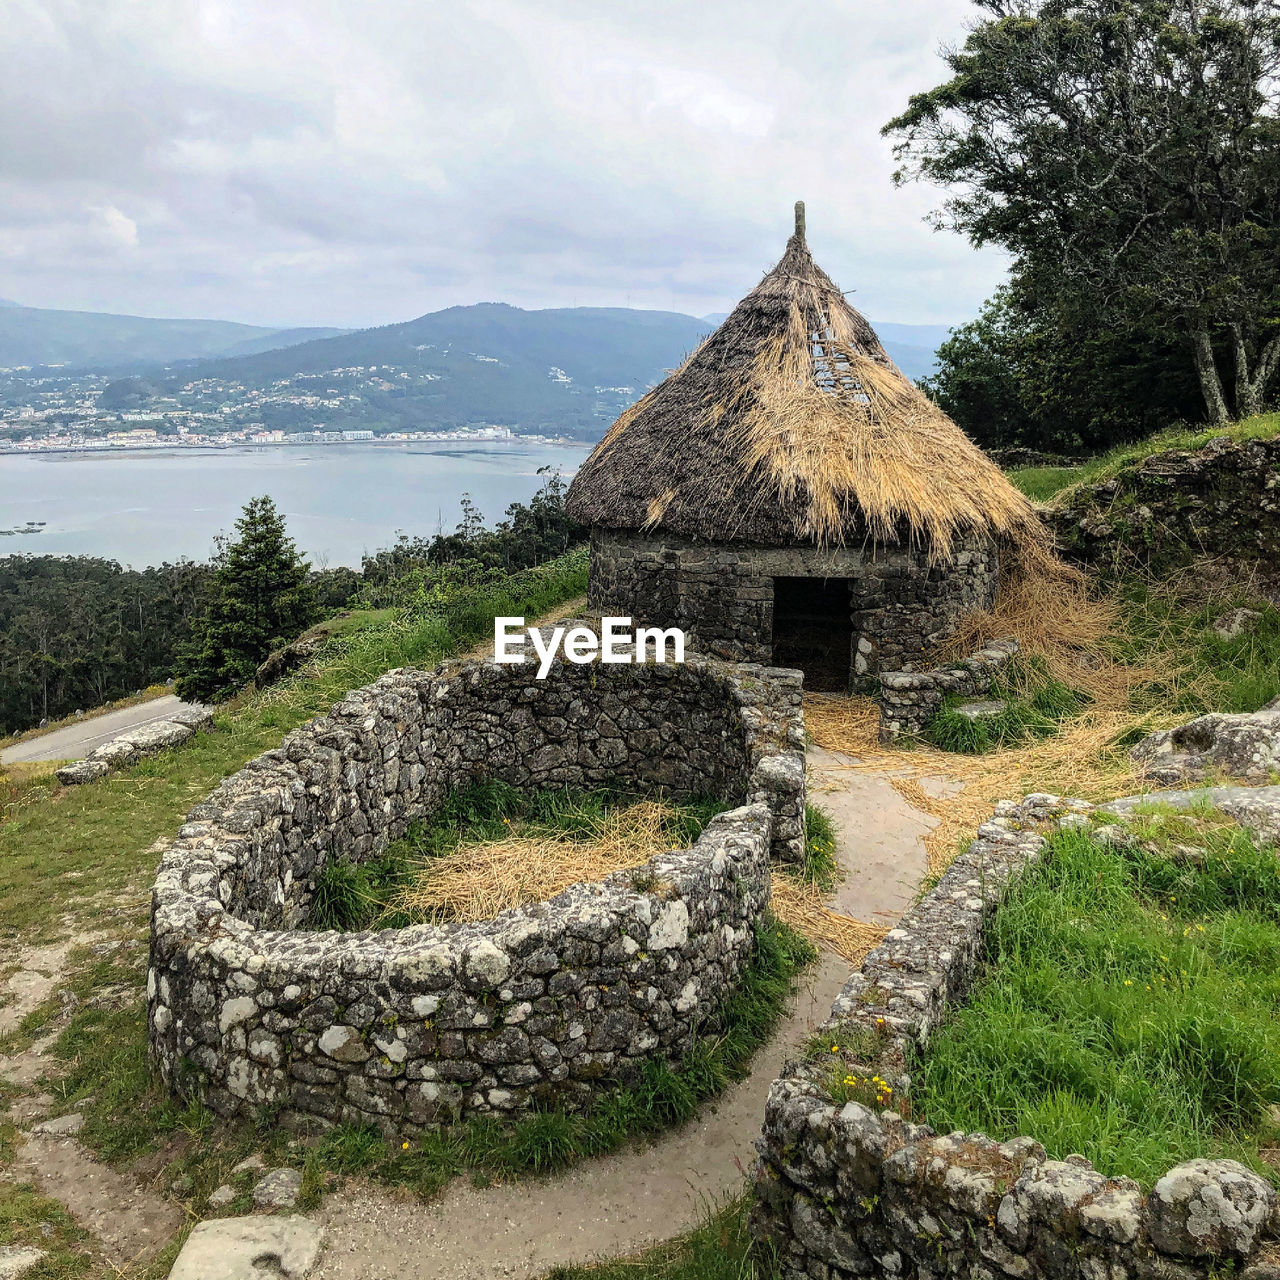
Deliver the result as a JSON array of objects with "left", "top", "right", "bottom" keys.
[{"left": 1, "top": 0, "right": 1007, "bottom": 330}]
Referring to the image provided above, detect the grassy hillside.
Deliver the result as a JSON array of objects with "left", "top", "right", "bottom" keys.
[
  {"left": 1007, "top": 413, "right": 1280, "bottom": 502},
  {"left": 0, "top": 550, "right": 587, "bottom": 941}
]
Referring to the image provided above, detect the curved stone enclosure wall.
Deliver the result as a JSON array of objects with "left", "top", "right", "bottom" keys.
[
  {"left": 751, "top": 794, "right": 1280, "bottom": 1280},
  {"left": 148, "top": 651, "right": 806, "bottom": 1132}
]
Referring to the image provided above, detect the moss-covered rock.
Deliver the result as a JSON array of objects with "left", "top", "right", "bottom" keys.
[{"left": 1049, "top": 435, "right": 1280, "bottom": 595}]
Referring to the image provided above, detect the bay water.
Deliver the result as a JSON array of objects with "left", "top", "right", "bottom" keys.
[{"left": 0, "top": 441, "right": 585, "bottom": 569}]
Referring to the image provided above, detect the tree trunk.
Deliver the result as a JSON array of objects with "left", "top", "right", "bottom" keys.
[
  {"left": 1229, "top": 325, "right": 1280, "bottom": 421},
  {"left": 1191, "top": 326, "right": 1230, "bottom": 423},
  {"left": 1230, "top": 324, "right": 1259, "bottom": 420}
]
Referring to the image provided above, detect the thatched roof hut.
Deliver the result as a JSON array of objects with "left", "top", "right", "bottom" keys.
[
  {"left": 567, "top": 205, "right": 1040, "bottom": 692},
  {"left": 566, "top": 203, "right": 1040, "bottom": 555}
]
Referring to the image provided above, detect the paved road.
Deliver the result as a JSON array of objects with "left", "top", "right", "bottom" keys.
[{"left": 0, "top": 694, "right": 195, "bottom": 765}]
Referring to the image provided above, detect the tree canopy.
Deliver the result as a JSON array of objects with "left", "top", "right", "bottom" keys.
[{"left": 886, "top": 0, "right": 1280, "bottom": 425}]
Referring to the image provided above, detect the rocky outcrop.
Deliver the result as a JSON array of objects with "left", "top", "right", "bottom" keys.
[
  {"left": 255, "top": 635, "right": 324, "bottom": 689},
  {"left": 56, "top": 705, "right": 212, "bottom": 785},
  {"left": 1102, "top": 784, "right": 1280, "bottom": 844},
  {"left": 1049, "top": 434, "right": 1280, "bottom": 597},
  {"left": 1131, "top": 696, "right": 1280, "bottom": 785}
]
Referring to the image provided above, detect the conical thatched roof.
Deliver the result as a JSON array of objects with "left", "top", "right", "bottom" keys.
[{"left": 566, "top": 205, "right": 1044, "bottom": 556}]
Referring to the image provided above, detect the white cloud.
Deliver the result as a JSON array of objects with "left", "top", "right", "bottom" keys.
[
  {"left": 92, "top": 204, "right": 139, "bottom": 248},
  {"left": 0, "top": 0, "right": 1006, "bottom": 328}
]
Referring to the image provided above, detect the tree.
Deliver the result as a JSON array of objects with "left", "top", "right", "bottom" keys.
[
  {"left": 175, "top": 496, "right": 315, "bottom": 703},
  {"left": 923, "top": 286, "right": 1205, "bottom": 450},
  {"left": 886, "top": 0, "right": 1280, "bottom": 423}
]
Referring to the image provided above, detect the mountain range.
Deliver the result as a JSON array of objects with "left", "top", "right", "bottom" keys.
[
  {"left": 0, "top": 298, "right": 949, "bottom": 383},
  {"left": 0, "top": 297, "right": 952, "bottom": 441},
  {"left": 0, "top": 299, "right": 346, "bottom": 368}
]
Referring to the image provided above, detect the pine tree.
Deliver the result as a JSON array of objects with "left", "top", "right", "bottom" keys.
[{"left": 175, "top": 496, "right": 315, "bottom": 703}]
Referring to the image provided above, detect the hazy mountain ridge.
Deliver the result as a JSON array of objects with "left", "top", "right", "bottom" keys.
[
  {"left": 156, "top": 302, "right": 946, "bottom": 437},
  {"left": 0, "top": 302, "right": 348, "bottom": 369},
  {"left": 1, "top": 299, "right": 951, "bottom": 443}
]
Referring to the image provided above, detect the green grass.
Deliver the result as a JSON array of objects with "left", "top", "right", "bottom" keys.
[
  {"left": 37, "top": 916, "right": 812, "bottom": 1207},
  {"left": 1006, "top": 412, "right": 1280, "bottom": 504},
  {"left": 546, "top": 1196, "right": 772, "bottom": 1280},
  {"left": 308, "top": 781, "right": 731, "bottom": 931},
  {"left": 1006, "top": 465, "right": 1083, "bottom": 502},
  {"left": 1108, "top": 583, "right": 1280, "bottom": 719},
  {"left": 923, "top": 663, "right": 1090, "bottom": 755},
  {"left": 799, "top": 803, "right": 838, "bottom": 892},
  {"left": 0, "top": 1183, "right": 96, "bottom": 1278},
  {"left": 0, "top": 549, "right": 587, "bottom": 942},
  {"left": 914, "top": 820, "right": 1280, "bottom": 1187}
]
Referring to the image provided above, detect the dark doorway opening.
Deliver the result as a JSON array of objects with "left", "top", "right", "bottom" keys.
[{"left": 771, "top": 577, "right": 853, "bottom": 691}]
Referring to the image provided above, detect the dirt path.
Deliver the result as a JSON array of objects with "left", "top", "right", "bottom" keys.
[
  {"left": 807, "top": 745, "right": 962, "bottom": 927},
  {"left": 13, "top": 1132, "right": 186, "bottom": 1267},
  {"left": 313, "top": 751, "right": 954, "bottom": 1280}
]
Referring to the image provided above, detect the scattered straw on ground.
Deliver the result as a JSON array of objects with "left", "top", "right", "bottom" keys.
[
  {"left": 391, "top": 796, "right": 883, "bottom": 965},
  {"left": 769, "top": 876, "right": 885, "bottom": 966},
  {"left": 804, "top": 567, "right": 1202, "bottom": 878},
  {"left": 806, "top": 693, "right": 1161, "bottom": 878},
  {"left": 392, "top": 800, "right": 675, "bottom": 923}
]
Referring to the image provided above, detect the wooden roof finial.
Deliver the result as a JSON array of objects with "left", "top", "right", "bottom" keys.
[{"left": 794, "top": 200, "right": 806, "bottom": 243}]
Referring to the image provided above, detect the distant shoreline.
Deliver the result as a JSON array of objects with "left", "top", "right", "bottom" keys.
[{"left": 0, "top": 436, "right": 593, "bottom": 459}]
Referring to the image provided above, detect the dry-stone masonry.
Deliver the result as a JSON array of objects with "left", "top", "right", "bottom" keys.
[
  {"left": 877, "top": 636, "right": 1019, "bottom": 742},
  {"left": 148, "top": 649, "right": 806, "bottom": 1133},
  {"left": 57, "top": 704, "right": 212, "bottom": 785},
  {"left": 751, "top": 791, "right": 1280, "bottom": 1280},
  {"left": 587, "top": 529, "right": 999, "bottom": 684}
]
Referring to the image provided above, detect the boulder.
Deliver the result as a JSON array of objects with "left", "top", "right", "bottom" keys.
[
  {"left": 30, "top": 1112, "right": 83, "bottom": 1137},
  {"left": 252, "top": 1167, "right": 304, "bottom": 1210},
  {"left": 168, "top": 1216, "right": 322, "bottom": 1280},
  {"left": 0, "top": 1247, "right": 47, "bottom": 1280},
  {"left": 1131, "top": 696, "right": 1280, "bottom": 784},
  {"left": 1148, "top": 1159, "right": 1275, "bottom": 1259},
  {"left": 1214, "top": 608, "right": 1263, "bottom": 640}
]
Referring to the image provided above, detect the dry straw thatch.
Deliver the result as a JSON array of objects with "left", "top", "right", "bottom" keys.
[{"left": 567, "top": 204, "right": 1045, "bottom": 557}]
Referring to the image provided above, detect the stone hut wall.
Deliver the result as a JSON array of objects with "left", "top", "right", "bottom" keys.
[
  {"left": 148, "top": 652, "right": 805, "bottom": 1133},
  {"left": 750, "top": 794, "right": 1279, "bottom": 1280},
  {"left": 587, "top": 529, "right": 999, "bottom": 683}
]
